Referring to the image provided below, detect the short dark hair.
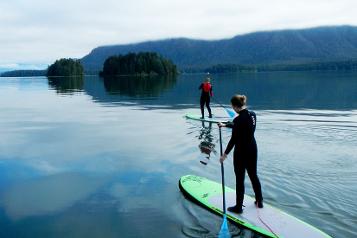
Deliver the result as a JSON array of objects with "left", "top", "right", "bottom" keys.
[{"left": 231, "top": 95, "right": 247, "bottom": 108}]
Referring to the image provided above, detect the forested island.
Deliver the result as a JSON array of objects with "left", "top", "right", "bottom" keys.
[
  {"left": 47, "top": 58, "right": 84, "bottom": 77},
  {"left": 100, "top": 52, "right": 178, "bottom": 76}
]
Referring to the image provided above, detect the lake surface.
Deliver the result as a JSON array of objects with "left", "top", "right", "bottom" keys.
[{"left": 0, "top": 72, "right": 357, "bottom": 238}]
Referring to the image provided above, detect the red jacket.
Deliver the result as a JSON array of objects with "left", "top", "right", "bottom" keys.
[{"left": 199, "top": 82, "right": 213, "bottom": 97}]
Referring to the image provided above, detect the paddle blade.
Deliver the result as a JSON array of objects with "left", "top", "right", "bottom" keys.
[
  {"left": 218, "top": 215, "right": 231, "bottom": 238},
  {"left": 225, "top": 108, "right": 236, "bottom": 118}
]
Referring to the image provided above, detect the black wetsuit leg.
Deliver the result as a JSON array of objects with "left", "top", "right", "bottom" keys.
[
  {"left": 200, "top": 96, "right": 206, "bottom": 117},
  {"left": 205, "top": 96, "right": 212, "bottom": 117},
  {"left": 233, "top": 157, "right": 246, "bottom": 208},
  {"left": 246, "top": 147, "right": 263, "bottom": 203}
]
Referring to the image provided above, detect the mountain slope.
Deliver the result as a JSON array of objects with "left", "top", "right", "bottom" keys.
[{"left": 81, "top": 26, "right": 357, "bottom": 72}]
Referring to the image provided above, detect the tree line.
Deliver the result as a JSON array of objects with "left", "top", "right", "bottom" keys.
[
  {"left": 100, "top": 52, "right": 178, "bottom": 76},
  {"left": 205, "top": 60, "right": 357, "bottom": 73},
  {"left": 47, "top": 58, "right": 84, "bottom": 77},
  {"left": 0, "top": 70, "right": 47, "bottom": 77},
  {"left": 4, "top": 53, "right": 357, "bottom": 78}
]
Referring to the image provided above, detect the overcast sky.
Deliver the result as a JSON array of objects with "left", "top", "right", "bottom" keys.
[{"left": 1, "top": 0, "right": 357, "bottom": 68}]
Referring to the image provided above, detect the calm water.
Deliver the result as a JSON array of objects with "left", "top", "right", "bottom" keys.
[{"left": 0, "top": 72, "right": 357, "bottom": 238}]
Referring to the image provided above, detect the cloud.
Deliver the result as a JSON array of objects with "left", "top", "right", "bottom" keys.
[
  {"left": 1, "top": 0, "right": 357, "bottom": 66},
  {"left": 0, "top": 63, "right": 20, "bottom": 69},
  {"left": 2, "top": 173, "right": 108, "bottom": 220}
]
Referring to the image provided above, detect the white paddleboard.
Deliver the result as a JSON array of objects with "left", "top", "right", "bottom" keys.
[{"left": 179, "top": 175, "right": 332, "bottom": 238}]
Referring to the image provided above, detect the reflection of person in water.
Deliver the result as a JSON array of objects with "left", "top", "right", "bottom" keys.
[{"left": 198, "top": 121, "right": 216, "bottom": 165}]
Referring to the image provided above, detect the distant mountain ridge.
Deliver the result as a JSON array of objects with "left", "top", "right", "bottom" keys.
[
  {"left": 0, "top": 69, "right": 46, "bottom": 77},
  {"left": 81, "top": 25, "right": 357, "bottom": 72}
]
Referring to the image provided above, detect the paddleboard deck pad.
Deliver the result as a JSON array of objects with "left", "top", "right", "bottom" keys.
[
  {"left": 185, "top": 113, "right": 231, "bottom": 123},
  {"left": 179, "top": 175, "right": 331, "bottom": 238}
]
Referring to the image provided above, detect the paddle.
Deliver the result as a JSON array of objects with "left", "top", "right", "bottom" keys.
[
  {"left": 213, "top": 98, "right": 236, "bottom": 118},
  {"left": 218, "top": 126, "right": 231, "bottom": 238}
]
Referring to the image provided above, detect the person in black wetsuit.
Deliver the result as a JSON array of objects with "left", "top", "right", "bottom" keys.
[
  {"left": 218, "top": 94, "right": 263, "bottom": 214},
  {"left": 199, "top": 77, "right": 213, "bottom": 118}
]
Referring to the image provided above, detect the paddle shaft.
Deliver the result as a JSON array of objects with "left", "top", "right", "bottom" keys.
[
  {"left": 212, "top": 98, "right": 236, "bottom": 118},
  {"left": 213, "top": 98, "right": 229, "bottom": 111},
  {"left": 219, "top": 126, "right": 227, "bottom": 214}
]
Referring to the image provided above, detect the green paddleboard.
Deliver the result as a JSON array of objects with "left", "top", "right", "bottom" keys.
[{"left": 179, "top": 175, "right": 332, "bottom": 238}]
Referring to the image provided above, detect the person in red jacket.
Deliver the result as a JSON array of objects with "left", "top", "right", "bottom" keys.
[{"left": 199, "top": 77, "right": 213, "bottom": 118}]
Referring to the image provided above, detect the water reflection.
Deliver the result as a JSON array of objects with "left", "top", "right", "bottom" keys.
[
  {"left": 209, "top": 72, "right": 357, "bottom": 110},
  {"left": 2, "top": 172, "right": 108, "bottom": 220},
  {"left": 1, "top": 72, "right": 356, "bottom": 237},
  {"left": 197, "top": 122, "right": 216, "bottom": 165},
  {"left": 46, "top": 72, "right": 357, "bottom": 110},
  {"left": 48, "top": 76, "right": 84, "bottom": 94},
  {"left": 102, "top": 75, "right": 177, "bottom": 97}
]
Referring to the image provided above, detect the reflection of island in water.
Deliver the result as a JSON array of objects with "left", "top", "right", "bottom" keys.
[
  {"left": 197, "top": 121, "right": 216, "bottom": 165},
  {"left": 48, "top": 76, "right": 84, "bottom": 94},
  {"left": 50, "top": 72, "right": 357, "bottom": 110},
  {"left": 102, "top": 75, "right": 177, "bottom": 98}
]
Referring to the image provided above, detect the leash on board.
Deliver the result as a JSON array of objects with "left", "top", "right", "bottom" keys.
[{"left": 256, "top": 207, "right": 280, "bottom": 238}]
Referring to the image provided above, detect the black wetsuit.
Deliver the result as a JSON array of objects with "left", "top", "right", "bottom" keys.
[
  {"left": 199, "top": 83, "right": 212, "bottom": 118},
  {"left": 225, "top": 109, "right": 263, "bottom": 208}
]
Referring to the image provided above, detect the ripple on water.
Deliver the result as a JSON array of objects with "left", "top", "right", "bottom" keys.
[{"left": 254, "top": 110, "right": 357, "bottom": 237}]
